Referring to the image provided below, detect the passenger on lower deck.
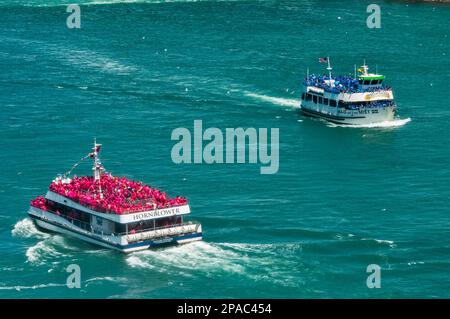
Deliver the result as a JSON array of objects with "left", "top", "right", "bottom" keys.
[{"left": 126, "top": 216, "right": 183, "bottom": 234}]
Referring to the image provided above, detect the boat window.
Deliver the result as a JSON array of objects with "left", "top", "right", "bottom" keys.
[
  {"left": 96, "top": 216, "right": 103, "bottom": 226},
  {"left": 313, "top": 95, "right": 317, "bottom": 104},
  {"left": 363, "top": 80, "right": 370, "bottom": 85},
  {"left": 324, "top": 98, "right": 329, "bottom": 105},
  {"left": 306, "top": 94, "right": 312, "bottom": 101},
  {"left": 353, "top": 101, "right": 369, "bottom": 106},
  {"left": 301, "top": 93, "right": 305, "bottom": 100},
  {"left": 371, "top": 80, "right": 378, "bottom": 85},
  {"left": 45, "top": 200, "right": 92, "bottom": 231},
  {"left": 338, "top": 100, "right": 345, "bottom": 108},
  {"left": 378, "top": 80, "right": 383, "bottom": 84},
  {"left": 155, "top": 216, "right": 182, "bottom": 228},
  {"left": 329, "top": 99, "right": 336, "bottom": 107},
  {"left": 115, "top": 223, "right": 127, "bottom": 234},
  {"left": 318, "top": 97, "right": 323, "bottom": 104},
  {"left": 128, "top": 220, "right": 156, "bottom": 234}
]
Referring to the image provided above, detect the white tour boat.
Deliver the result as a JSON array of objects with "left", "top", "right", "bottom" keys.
[
  {"left": 28, "top": 141, "right": 202, "bottom": 253},
  {"left": 300, "top": 58, "right": 396, "bottom": 125}
]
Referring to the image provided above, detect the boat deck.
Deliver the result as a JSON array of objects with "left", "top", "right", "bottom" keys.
[{"left": 304, "top": 74, "right": 391, "bottom": 94}]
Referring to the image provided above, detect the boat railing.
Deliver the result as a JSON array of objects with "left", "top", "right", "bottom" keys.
[
  {"left": 124, "top": 222, "right": 201, "bottom": 243},
  {"left": 48, "top": 190, "right": 186, "bottom": 215},
  {"left": 35, "top": 207, "right": 94, "bottom": 232},
  {"left": 116, "top": 221, "right": 201, "bottom": 236},
  {"left": 36, "top": 207, "right": 200, "bottom": 237},
  {"left": 31, "top": 206, "right": 92, "bottom": 232},
  {"left": 343, "top": 100, "right": 396, "bottom": 110},
  {"left": 303, "top": 79, "right": 392, "bottom": 94}
]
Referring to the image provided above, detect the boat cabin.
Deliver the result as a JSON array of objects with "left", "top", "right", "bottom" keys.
[
  {"left": 357, "top": 63, "right": 385, "bottom": 90},
  {"left": 358, "top": 74, "right": 385, "bottom": 88},
  {"left": 43, "top": 197, "right": 185, "bottom": 236}
]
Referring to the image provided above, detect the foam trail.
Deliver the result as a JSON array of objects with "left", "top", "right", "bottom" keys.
[
  {"left": 361, "top": 238, "right": 396, "bottom": 248},
  {"left": 15, "top": 0, "right": 244, "bottom": 8},
  {"left": 245, "top": 92, "right": 300, "bottom": 108},
  {"left": 0, "top": 283, "right": 66, "bottom": 291},
  {"left": 126, "top": 241, "right": 245, "bottom": 274},
  {"left": 0, "top": 277, "right": 127, "bottom": 291},
  {"left": 221, "top": 242, "right": 302, "bottom": 255},
  {"left": 26, "top": 240, "right": 64, "bottom": 265},
  {"left": 328, "top": 118, "right": 411, "bottom": 129},
  {"left": 125, "top": 241, "right": 304, "bottom": 287},
  {"left": 66, "top": 48, "right": 136, "bottom": 75},
  {"left": 12, "top": 218, "right": 49, "bottom": 239}
]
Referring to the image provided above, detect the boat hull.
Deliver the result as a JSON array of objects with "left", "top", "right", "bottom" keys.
[
  {"left": 300, "top": 86, "right": 396, "bottom": 125},
  {"left": 28, "top": 208, "right": 202, "bottom": 253},
  {"left": 300, "top": 105, "right": 396, "bottom": 125}
]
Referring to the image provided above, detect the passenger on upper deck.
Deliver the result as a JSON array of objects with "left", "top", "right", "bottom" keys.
[{"left": 304, "top": 74, "right": 390, "bottom": 94}]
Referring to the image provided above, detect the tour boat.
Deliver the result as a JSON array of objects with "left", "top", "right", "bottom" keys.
[
  {"left": 300, "top": 58, "right": 396, "bottom": 125},
  {"left": 28, "top": 141, "right": 202, "bottom": 253}
]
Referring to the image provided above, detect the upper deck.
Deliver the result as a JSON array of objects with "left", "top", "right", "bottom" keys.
[
  {"left": 303, "top": 74, "right": 391, "bottom": 94},
  {"left": 30, "top": 140, "right": 188, "bottom": 217},
  {"left": 303, "top": 60, "right": 392, "bottom": 95},
  {"left": 31, "top": 191, "right": 190, "bottom": 224},
  {"left": 46, "top": 174, "right": 188, "bottom": 215}
]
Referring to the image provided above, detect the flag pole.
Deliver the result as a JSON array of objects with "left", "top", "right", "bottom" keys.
[
  {"left": 326, "top": 57, "right": 333, "bottom": 87},
  {"left": 93, "top": 137, "right": 103, "bottom": 199}
]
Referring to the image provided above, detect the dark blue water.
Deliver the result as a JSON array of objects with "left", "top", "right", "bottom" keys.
[{"left": 0, "top": 0, "right": 449, "bottom": 298}]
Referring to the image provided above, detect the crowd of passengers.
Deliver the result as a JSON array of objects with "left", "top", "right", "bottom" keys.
[
  {"left": 303, "top": 74, "right": 391, "bottom": 94},
  {"left": 303, "top": 92, "right": 395, "bottom": 110},
  {"left": 30, "top": 196, "right": 185, "bottom": 235},
  {"left": 343, "top": 100, "right": 396, "bottom": 110},
  {"left": 48, "top": 174, "right": 188, "bottom": 215},
  {"left": 127, "top": 216, "right": 183, "bottom": 234}
]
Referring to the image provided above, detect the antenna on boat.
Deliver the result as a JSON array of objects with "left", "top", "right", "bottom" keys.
[
  {"left": 326, "top": 57, "right": 333, "bottom": 86},
  {"left": 354, "top": 64, "right": 357, "bottom": 78},
  {"left": 306, "top": 67, "right": 309, "bottom": 78}
]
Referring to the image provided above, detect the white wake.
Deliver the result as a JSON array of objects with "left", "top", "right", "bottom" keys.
[
  {"left": 245, "top": 92, "right": 300, "bottom": 108},
  {"left": 126, "top": 241, "right": 246, "bottom": 274},
  {"left": 0, "top": 277, "right": 127, "bottom": 291},
  {"left": 126, "top": 241, "right": 303, "bottom": 287},
  {"left": 17, "top": 0, "right": 245, "bottom": 8},
  {"left": 12, "top": 218, "right": 48, "bottom": 239},
  {"left": 327, "top": 117, "right": 411, "bottom": 129}
]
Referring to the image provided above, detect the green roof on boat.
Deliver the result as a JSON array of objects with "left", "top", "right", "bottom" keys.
[{"left": 358, "top": 74, "right": 385, "bottom": 80}]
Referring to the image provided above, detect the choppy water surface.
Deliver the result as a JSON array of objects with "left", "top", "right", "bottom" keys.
[{"left": 0, "top": 0, "right": 449, "bottom": 298}]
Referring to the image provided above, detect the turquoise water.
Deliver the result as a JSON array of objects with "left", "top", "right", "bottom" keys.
[{"left": 1, "top": 0, "right": 449, "bottom": 298}]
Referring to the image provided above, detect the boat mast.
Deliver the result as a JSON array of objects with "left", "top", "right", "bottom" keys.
[
  {"left": 92, "top": 138, "right": 104, "bottom": 198},
  {"left": 362, "top": 59, "right": 369, "bottom": 75},
  {"left": 327, "top": 57, "right": 333, "bottom": 86}
]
